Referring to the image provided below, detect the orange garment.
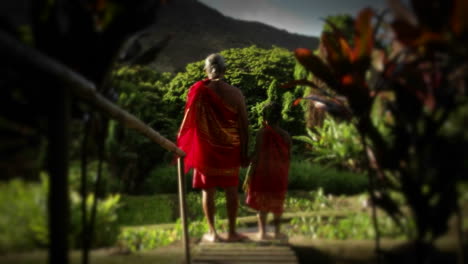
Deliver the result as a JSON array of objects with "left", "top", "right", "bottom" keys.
[
  {"left": 177, "top": 79, "right": 241, "bottom": 189},
  {"left": 245, "top": 124, "right": 290, "bottom": 214}
]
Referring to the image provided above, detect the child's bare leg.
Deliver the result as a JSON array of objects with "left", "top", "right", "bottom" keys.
[
  {"left": 257, "top": 211, "right": 268, "bottom": 240},
  {"left": 273, "top": 213, "right": 284, "bottom": 239}
]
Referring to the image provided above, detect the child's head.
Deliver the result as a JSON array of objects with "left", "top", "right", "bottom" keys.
[{"left": 263, "top": 101, "right": 282, "bottom": 125}]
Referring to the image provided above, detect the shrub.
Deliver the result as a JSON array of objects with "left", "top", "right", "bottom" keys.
[
  {"left": 70, "top": 192, "right": 121, "bottom": 248},
  {"left": 117, "top": 195, "right": 175, "bottom": 226},
  {"left": 288, "top": 159, "right": 367, "bottom": 194},
  {"left": 118, "top": 226, "right": 175, "bottom": 252},
  {"left": 293, "top": 117, "right": 365, "bottom": 171},
  {"left": 284, "top": 188, "right": 334, "bottom": 212},
  {"left": 0, "top": 176, "right": 47, "bottom": 253},
  {"left": 108, "top": 66, "right": 177, "bottom": 193},
  {"left": 288, "top": 211, "right": 414, "bottom": 240},
  {"left": 118, "top": 219, "right": 219, "bottom": 252},
  {"left": 141, "top": 165, "right": 192, "bottom": 194},
  {"left": 68, "top": 160, "right": 119, "bottom": 195},
  {"left": 0, "top": 174, "right": 121, "bottom": 252},
  {"left": 172, "top": 46, "right": 304, "bottom": 134}
]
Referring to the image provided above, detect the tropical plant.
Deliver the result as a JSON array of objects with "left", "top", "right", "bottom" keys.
[
  {"left": 294, "top": 14, "right": 355, "bottom": 132},
  {"left": 293, "top": 116, "right": 364, "bottom": 171},
  {"left": 286, "top": 0, "right": 468, "bottom": 260},
  {"left": 289, "top": 210, "right": 414, "bottom": 240},
  {"left": 322, "top": 14, "right": 355, "bottom": 44}
]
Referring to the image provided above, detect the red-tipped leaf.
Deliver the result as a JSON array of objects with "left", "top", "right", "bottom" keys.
[
  {"left": 452, "top": 0, "right": 468, "bottom": 36},
  {"left": 294, "top": 48, "right": 340, "bottom": 90},
  {"left": 354, "top": 8, "right": 374, "bottom": 59},
  {"left": 281, "top": 79, "right": 334, "bottom": 97},
  {"left": 293, "top": 98, "right": 303, "bottom": 106}
]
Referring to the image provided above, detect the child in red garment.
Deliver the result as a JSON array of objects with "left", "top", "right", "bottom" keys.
[{"left": 244, "top": 102, "right": 291, "bottom": 240}]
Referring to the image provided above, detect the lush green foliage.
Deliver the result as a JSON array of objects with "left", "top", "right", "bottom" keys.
[
  {"left": 118, "top": 226, "right": 175, "bottom": 252},
  {"left": 293, "top": 117, "right": 365, "bottom": 171},
  {"left": 163, "top": 45, "right": 304, "bottom": 132},
  {"left": 116, "top": 189, "right": 421, "bottom": 252},
  {"left": 117, "top": 195, "right": 175, "bottom": 226},
  {"left": 288, "top": 212, "right": 414, "bottom": 240},
  {"left": 288, "top": 160, "right": 367, "bottom": 194},
  {"left": 69, "top": 193, "right": 121, "bottom": 248},
  {"left": 133, "top": 160, "right": 367, "bottom": 196},
  {"left": 284, "top": 188, "right": 333, "bottom": 212},
  {"left": 117, "top": 192, "right": 253, "bottom": 227},
  {"left": 141, "top": 165, "right": 191, "bottom": 194},
  {"left": 0, "top": 174, "right": 120, "bottom": 252},
  {"left": 109, "top": 46, "right": 304, "bottom": 192},
  {"left": 0, "top": 176, "right": 47, "bottom": 253},
  {"left": 107, "top": 66, "right": 176, "bottom": 193},
  {"left": 285, "top": 190, "right": 414, "bottom": 240},
  {"left": 118, "top": 218, "right": 234, "bottom": 253}
]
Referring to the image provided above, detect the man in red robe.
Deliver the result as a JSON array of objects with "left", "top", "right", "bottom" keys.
[{"left": 177, "top": 54, "right": 249, "bottom": 242}]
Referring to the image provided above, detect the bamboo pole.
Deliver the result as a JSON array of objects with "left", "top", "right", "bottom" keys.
[
  {"left": 0, "top": 30, "right": 185, "bottom": 158},
  {"left": 177, "top": 158, "right": 191, "bottom": 264}
]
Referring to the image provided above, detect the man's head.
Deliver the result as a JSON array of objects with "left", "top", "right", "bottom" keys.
[{"left": 204, "top": 53, "right": 226, "bottom": 79}]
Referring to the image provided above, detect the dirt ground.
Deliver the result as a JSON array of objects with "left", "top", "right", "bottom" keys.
[{"left": 1, "top": 233, "right": 466, "bottom": 264}]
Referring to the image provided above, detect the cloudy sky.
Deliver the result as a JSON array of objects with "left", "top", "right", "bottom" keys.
[{"left": 198, "top": 0, "right": 390, "bottom": 37}]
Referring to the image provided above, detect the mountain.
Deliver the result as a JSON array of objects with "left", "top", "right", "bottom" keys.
[{"left": 140, "top": 0, "right": 319, "bottom": 73}]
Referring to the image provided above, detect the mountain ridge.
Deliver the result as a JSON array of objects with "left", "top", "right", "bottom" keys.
[{"left": 142, "top": 0, "right": 319, "bottom": 72}]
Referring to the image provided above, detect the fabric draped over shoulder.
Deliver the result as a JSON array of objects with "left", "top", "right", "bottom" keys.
[
  {"left": 177, "top": 79, "right": 241, "bottom": 180},
  {"left": 246, "top": 125, "right": 290, "bottom": 214}
]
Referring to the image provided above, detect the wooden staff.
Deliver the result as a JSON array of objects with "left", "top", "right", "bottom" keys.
[{"left": 177, "top": 158, "right": 191, "bottom": 264}]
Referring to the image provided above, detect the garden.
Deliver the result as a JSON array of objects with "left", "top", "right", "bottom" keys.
[{"left": 1, "top": 0, "right": 468, "bottom": 263}]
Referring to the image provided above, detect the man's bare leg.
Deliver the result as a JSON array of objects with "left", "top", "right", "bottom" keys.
[
  {"left": 225, "top": 186, "right": 245, "bottom": 241},
  {"left": 257, "top": 211, "right": 268, "bottom": 240},
  {"left": 202, "top": 188, "right": 219, "bottom": 242}
]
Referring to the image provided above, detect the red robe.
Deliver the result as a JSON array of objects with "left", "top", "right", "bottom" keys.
[
  {"left": 246, "top": 124, "right": 290, "bottom": 214},
  {"left": 177, "top": 79, "right": 241, "bottom": 189}
]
